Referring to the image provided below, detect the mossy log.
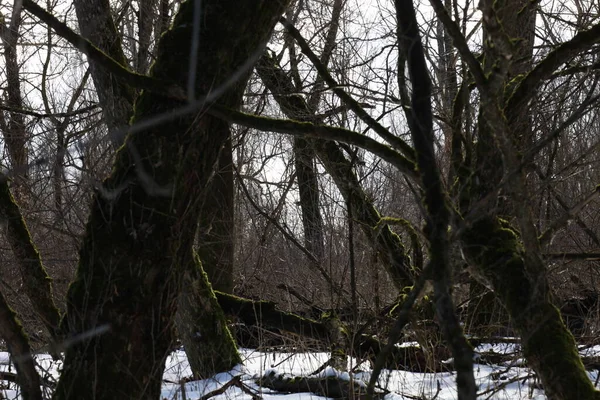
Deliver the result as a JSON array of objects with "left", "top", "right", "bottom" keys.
[
  {"left": 462, "top": 216, "right": 600, "bottom": 400},
  {"left": 216, "top": 292, "right": 446, "bottom": 372},
  {"left": 259, "top": 372, "right": 387, "bottom": 400},
  {"left": 216, "top": 291, "right": 330, "bottom": 342}
]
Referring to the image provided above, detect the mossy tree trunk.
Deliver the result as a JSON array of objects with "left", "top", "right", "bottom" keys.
[
  {"left": 75, "top": 0, "right": 241, "bottom": 366},
  {"left": 70, "top": 0, "right": 289, "bottom": 381},
  {"left": 175, "top": 252, "right": 241, "bottom": 378},
  {"left": 176, "top": 118, "right": 240, "bottom": 376},
  {"left": 451, "top": 0, "right": 599, "bottom": 397},
  {"left": 53, "top": 1, "right": 289, "bottom": 399},
  {"left": 462, "top": 217, "right": 600, "bottom": 399},
  {"left": 197, "top": 139, "right": 235, "bottom": 293},
  {"left": 0, "top": 174, "right": 61, "bottom": 339},
  {"left": 427, "top": 0, "right": 600, "bottom": 395}
]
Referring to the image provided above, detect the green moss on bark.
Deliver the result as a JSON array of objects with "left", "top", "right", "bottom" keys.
[
  {"left": 0, "top": 175, "right": 61, "bottom": 338},
  {"left": 176, "top": 253, "right": 241, "bottom": 378},
  {"left": 462, "top": 216, "right": 600, "bottom": 400},
  {"left": 215, "top": 291, "right": 330, "bottom": 341},
  {"left": 197, "top": 139, "right": 235, "bottom": 294}
]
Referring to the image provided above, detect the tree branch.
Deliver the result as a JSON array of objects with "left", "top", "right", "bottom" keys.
[
  {"left": 0, "top": 288, "right": 42, "bottom": 400},
  {"left": 545, "top": 252, "right": 600, "bottom": 261},
  {"left": 22, "top": 0, "right": 184, "bottom": 100},
  {"left": 0, "top": 100, "right": 99, "bottom": 120},
  {"left": 0, "top": 174, "right": 62, "bottom": 339},
  {"left": 508, "top": 22, "right": 600, "bottom": 113},
  {"left": 429, "top": 0, "right": 487, "bottom": 89},
  {"left": 280, "top": 17, "right": 416, "bottom": 160},
  {"left": 539, "top": 186, "right": 600, "bottom": 246},
  {"left": 395, "top": 0, "right": 476, "bottom": 397},
  {"left": 209, "top": 105, "right": 418, "bottom": 178}
]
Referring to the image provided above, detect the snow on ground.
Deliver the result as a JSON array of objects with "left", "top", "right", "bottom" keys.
[{"left": 1, "top": 343, "right": 599, "bottom": 399}]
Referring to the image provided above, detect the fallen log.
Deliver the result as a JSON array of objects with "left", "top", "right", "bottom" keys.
[
  {"left": 258, "top": 371, "right": 388, "bottom": 400},
  {"left": 215, "top": 291, "right": 450, "bottom": 372},
  {"left": 215, "top": 291, "right": 329, "bottom": 342}
]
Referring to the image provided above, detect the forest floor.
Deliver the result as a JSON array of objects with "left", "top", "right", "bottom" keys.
[{"left": 1, "top": 342, "right": 599, "bottom": 399}]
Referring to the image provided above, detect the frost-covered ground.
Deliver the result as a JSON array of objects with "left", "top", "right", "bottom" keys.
[{"left": 1, "top": 343, "right": 599, "bottom": 399}]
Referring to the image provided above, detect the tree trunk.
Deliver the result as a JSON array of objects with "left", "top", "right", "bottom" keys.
[
  {"left": 294, "top": 137, "right": 324, "bottom": 261},
  {"left": 197, "top": 138, "right": 235, "bottom": 293},
  {"left": 454, "top": 0, "right": 599, "bottom": 397},
  {"left": 289, "top": 0, "right": 344, "bottom": 263},
  {"left": 0, "top": 290, "right": 42, "bottom": 400},
  {"left": 54, "top": 2, "right": 289, "bottom": 399},
  {"left": 0, "top": 175, "right": 61, "bottom": 339},
  {"left": 73, "top": 0, "right": 135, "bottom": 147},
  {"left": 136, "top": 0, "right": 156, "bottom": 74},
  {"left": 175, "top": 252, "right": 241, "bottom": 378},
  {"left": 461, "top": 216, "right": 600, "bottom": 399},
  {"left": 0, "top": 4, "right": 29, "bottom": 189}
]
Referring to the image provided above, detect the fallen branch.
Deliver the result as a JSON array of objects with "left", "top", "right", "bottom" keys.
[
  {"left": 259, "top": 371, "right": 388, "bottom": 400},
  {"left": 198, "top": 376, "right": 242, "bottom": 400}
]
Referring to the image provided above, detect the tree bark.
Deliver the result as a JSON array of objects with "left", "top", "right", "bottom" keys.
[
  {"left": 394, "top": 0, "right": 476, "bottom": 396},
  {"left": 294, "top": 137, "right": 324, "bottom": 260},
  {"left": 0, "top": 174, "right": 61, "bottom": 339},
  {"left": 69, "top": 0, "right": 272, "bottom": 380},
  {"left": 451, "top": 0, "right": 599, "bottom": 397},
  {"left": 53, "top": 1, "right": 289, "bottom": 399},
  {"left": 0, "top": 289, "right": 42, "bottom": 400},
  {"left": 73, "top": 0, "right": 135, "bottom": 147},
  {"left": 136, "top": 0, "right": 156, "bottom": 74},
  {"left": 175, "top": 120, "right": 238, "bottom": 374},
  {"left": 175, "top": 253, "right": 241, "bottom": 378},
  {"left": 293, "top": 0, "right": 342, "bottom": 263},
  {"left": 197, "top": 138, "right": 235, "bottom": 293},
  {"left": 461, "top": 217, "right": 600, "bottom": 399},
  {"left": 0, "top": 2, "right": 29, "bottom": 187}
]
